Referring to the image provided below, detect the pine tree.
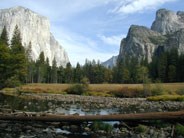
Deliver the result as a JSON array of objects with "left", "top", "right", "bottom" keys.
[
  {"left": 51, "top": 57, "right": 57, "bottom": 83},
  {"left": 57, "top": 65, "right": 65, "bottom": 83},
  {"left": 36, "top": 51, "right": 46, "bottom": 83},
  {"left": 65, "top": 62, "right": 73, "bottom": 83},
  {"left": 0, "top": 26, "right": 10, "bottom": 88},
  {"left": 158, "top": 53, "right": 167, "bottom": 82},
  {"left": 45, "top": 57, "right": 51, "bottom": 83},
  {"left": 74, "top": 63, "right": 83, "bottom": 83},
  {"left": 10, "top": 25, "right": 27, "bottom": 83}
]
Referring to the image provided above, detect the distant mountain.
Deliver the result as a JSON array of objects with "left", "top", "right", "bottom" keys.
[
  {"left": 103, "top": 8, "right": 184, "bottom": 66},
  {"left": 102, "top": 56, "right": 118, "bottom": 68},
  {"left": 0, "top": 6, "right": 69, "bottom": 67}
]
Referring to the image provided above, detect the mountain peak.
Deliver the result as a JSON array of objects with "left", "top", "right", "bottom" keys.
[
  {"left": 151, "top": 8, "right": 184, "bottom": 35},
  {"left": 0, "top": 6, "right": 69, "bottom": 67}
]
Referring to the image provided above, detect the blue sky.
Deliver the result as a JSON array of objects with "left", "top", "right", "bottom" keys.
[{"left": 0, "top": 0, "right": 184, "bottom": 65}]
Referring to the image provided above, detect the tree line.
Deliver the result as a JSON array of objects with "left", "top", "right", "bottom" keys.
[{"left": 0, "top": 26, "right": 184, "bottom": 88}]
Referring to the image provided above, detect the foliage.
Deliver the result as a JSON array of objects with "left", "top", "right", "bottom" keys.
[
  {"left": 176, "top": 88, "right": 184, "bottom": 95},
  {"left": 135, "top": 124, "right": 148, "bottom": 133},
  {"left": 151, "top": 81, "right": 165, "bottom": 96},
  {"left": 147, "top": 95, "right": 184, "bottom": 101},
  {"left": 66, "top": 84, "right": 88, "bottom": 95},
  {"left": 175, "top": 124, "right": 184, "bottom": 136},
  {"left": 112, "top": 87, "right": 143, "bottom": 98},
  {"left": 91, "top": 121, "right": 113, "bottom": 133},
  {"left": 4, "top": 76, "right": 21, "bottom": 88}
]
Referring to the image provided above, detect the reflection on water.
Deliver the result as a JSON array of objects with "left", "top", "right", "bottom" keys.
[
  {"left": 55, "top": 106, "right": 120, "bottom": 116},
  {"left": 0, "top": 93, "right": 119, "bottom": 138}
]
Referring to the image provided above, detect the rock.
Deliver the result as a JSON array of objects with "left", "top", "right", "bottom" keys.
[
  {"left": 158, "top": 108, "right": 163, "bottom": 112},
  {"left": 0, "top": 6, "right": 69, "bottom": 66},
  {"left": 139, "top": 108, "right": 145, "bottom": 112},
  {"left": 70, "top": 125, "right": 79, "bottom": 132},
  {"left": 151, "top": 9, "right": 184, "bottom": 35},
  {"left": 108, "top": 9, "right": 184, "bottom": 65},
  {"left": 48, "top": 102, "right": 52, "bottom": 107},
  {"left": 102, "top": 55, "right": 118, "bottom": 68},
  {"left": 24, "top": 106, "right": 27, "bottom": 109},
  {"left": 118, "top": 25, "right": 166, "bottom": 63}
]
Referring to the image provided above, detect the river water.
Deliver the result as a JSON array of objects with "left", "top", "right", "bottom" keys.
[{"left": 0, "top": 93, "right": 121, "bottom": 138}]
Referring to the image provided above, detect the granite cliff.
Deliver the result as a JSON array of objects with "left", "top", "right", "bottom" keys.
[
  {"left": 103, "top": 9, "right": 184, "bottom": 67},
  {"left": 0, "top": 6, "right": 69, "bottom": 67}
]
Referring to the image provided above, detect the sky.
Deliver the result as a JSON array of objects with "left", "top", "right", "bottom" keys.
[{"left": 0, "top": 0, "right": 184, "bottom": 65}]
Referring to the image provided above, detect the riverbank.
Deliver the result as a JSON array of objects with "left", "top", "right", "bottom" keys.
[{"left": 0, "top": 92, "right": 184, "bottom": 138}]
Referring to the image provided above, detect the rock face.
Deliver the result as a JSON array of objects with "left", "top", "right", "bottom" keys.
[
  {"left": 0, "top": 6, "right": 69, "bottom": 67},
  {"left": 102, "top": 56, "right": 118, "bottom": 68},
  {"left": 116, "top": 9, "right": 184, "bottom": 64},
  {"left": 118, "top": 25, "right": 166, "bottom": 63},
  {"left": 151, "top": 9, "right": 184, "bottom": 35}
]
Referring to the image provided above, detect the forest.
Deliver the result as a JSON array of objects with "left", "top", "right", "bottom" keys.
[{"left": 0, "top": 26, "right": 184, "bottom": 88}]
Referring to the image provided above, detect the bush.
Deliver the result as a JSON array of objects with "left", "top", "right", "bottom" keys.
[
  {"left": 176, "top": 88, "right": 184, "bottom": 95},
  {"left": 151, "top": 82, "right": 165, "bottom": 96},
  {"left": 175, "top": 124, "right": 184, "bottom": 136},
  {"left": 66, "top": 84, "right": 88, "bottom": 95},
  {"left": 147, "top": 95, "right": 184, "bottom": 101},
  {"left": 112, "top": 87, "right": 143, "bottom": 98},
  {"left": 91, "top": 121, "right": 113, "bottom": 133},
  {"left": 135, "top": 124, "right": 148, "bottom": 133},
  {"left": 4, "top": 76, "right": 21, "bottom": 88}
]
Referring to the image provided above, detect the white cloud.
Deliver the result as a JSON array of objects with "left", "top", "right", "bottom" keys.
[
  {"left": 111, "top": 0, "right": 176, "bottom": 14},
  {"left": 98, "top": 34, "right": 126, "bottom": 46},
  {"left": 53, "top": 27, "right": 117, "bottom": 66}
]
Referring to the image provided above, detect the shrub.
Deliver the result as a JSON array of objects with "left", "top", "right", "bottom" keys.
[
  {"left": 91, "top": 121, "right": 113, "bottom": 133},
  {"left": 135, "top": 124, "right": 148, "bottom": 133},
  {"left": 4, "top": 76, "right": 21, "bottom": 88},
  {"left": 176, "top": 88, "right": 184, "bottom": 95},
  {"left": 175, "top": 124, "right": 184, "bottom": 136},
  {"left": 112, "top": 87, "right": 143, "bottom": 98},
  {"left": 147, "top": 95, "right": 184, "bottom": 101},
  {"left": 66, "top": 84, "right": 87, "bottom": 95},
  {"left": 151, "top": 82, "right": 165, "bottom": 96}
]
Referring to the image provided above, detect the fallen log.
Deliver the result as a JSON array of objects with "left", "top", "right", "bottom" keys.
[{"left": 0, "top": 111, "right": 184, "bottom": 122}]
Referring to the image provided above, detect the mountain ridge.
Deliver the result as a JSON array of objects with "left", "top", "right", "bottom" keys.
[{"left": 103, "top": 8, "right": 184, "bottom": 67}]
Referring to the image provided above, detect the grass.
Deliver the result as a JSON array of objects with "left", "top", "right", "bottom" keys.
[
  {"left": 19, "top": 83, "right": 69, "bottom": 94},
  {"left": 147, "top": 95, "right": 184, "bottom": 101},
  {"left": 175, "top": 124, "right": 184, "bottom": 136},
  {"left": 10, "top": 83, "right": 184, "bottom": 98}
]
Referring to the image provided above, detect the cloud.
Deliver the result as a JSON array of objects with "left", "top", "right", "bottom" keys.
[
  {"left": 98, "top": 34, "right": 126, "bottom": 46},
  {"left": 53, "top": 27, "right": 117, "bottom": 66},
  {"left": 111, "top": 0, "right": 177, "bottom": 14}
]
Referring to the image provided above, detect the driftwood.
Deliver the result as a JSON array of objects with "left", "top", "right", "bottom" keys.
[{"left": 0, "top": 111, "right": 184, "bottom": 122}]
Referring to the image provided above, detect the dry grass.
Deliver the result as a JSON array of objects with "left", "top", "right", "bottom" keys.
[
  {"left": 20, "top": 83, "right": 70, "bottom": 94},
  {"left": 147, "top": 95, "right": 184, "bottom": 101},
  {"left": 19, "top": 83, "right": 184, "bottom": 96}
]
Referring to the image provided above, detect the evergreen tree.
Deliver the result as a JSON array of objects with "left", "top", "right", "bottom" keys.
[
  {"left": 45, "top": 57, "right": 51, "bottom": 83},
  {"left": 73, "top": 63, "right": 83, "bottom": 83},
  {"left": 158, "top": 53, "right": 167, "bottom": 82},
  {"left": 35, "top": 51, "right": 46, "bottom": 83},
  {"left": 122, "top": 68, "right": 130, "bottom": 83},
  {"left": 0, "top": 26, "right": 10, "bottom": 88},
  {"left": 26, "top": 42, "right": 34, "bottom": 83},
  {"left": 51, "top": 57, "right": 57, "bottom": 83},
  {"left": 57, "top": 65, "right": 65, "bottom": 83},
  {"left": 10, "top": 25, "right": 27, "bottom": 83},
  {"left": 0, "top": 26, "right": 9, "bottom": 45},
  {"left": 65, "top": 62, "right": 73, "bottom": 83}
]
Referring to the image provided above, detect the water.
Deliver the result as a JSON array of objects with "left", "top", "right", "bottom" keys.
[{"left": 0, "top": 93, "right": 120, "bottom": 138}]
